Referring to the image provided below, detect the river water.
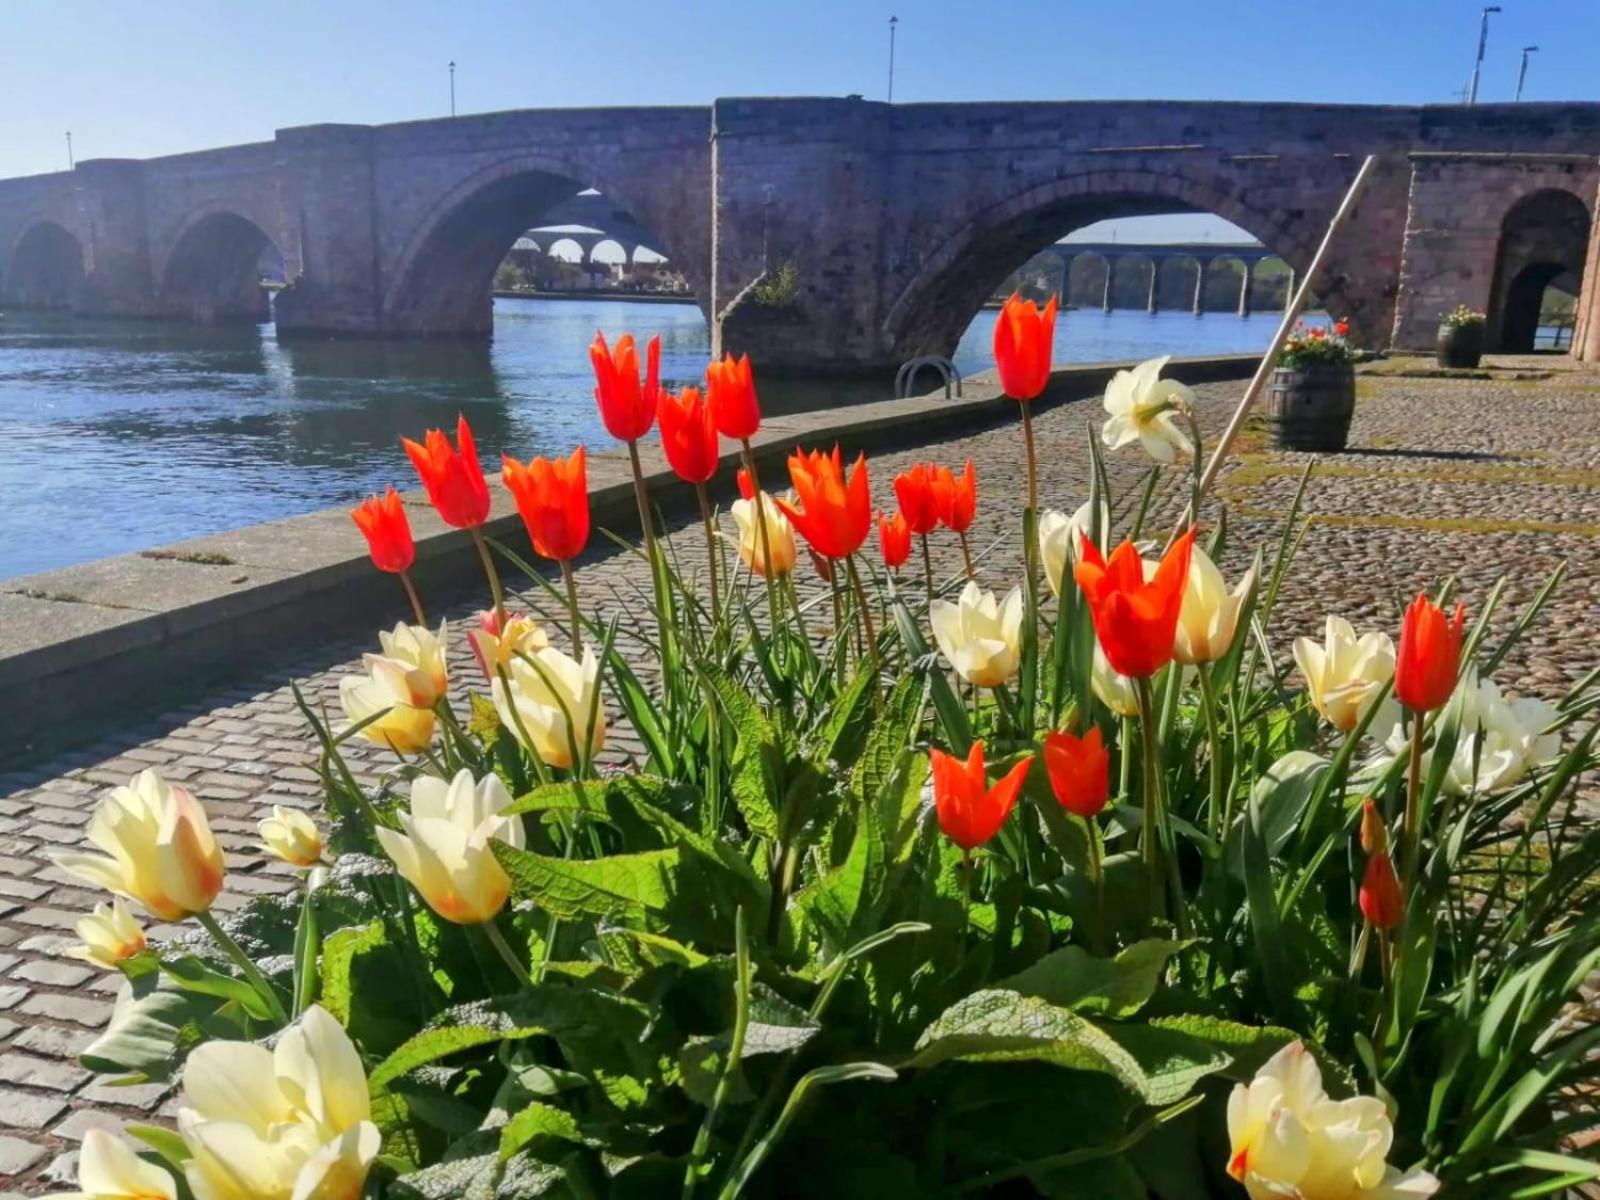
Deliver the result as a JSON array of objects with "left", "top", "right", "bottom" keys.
[{"left": 1, "top": 296, "right": 1291, "bottom": 580}]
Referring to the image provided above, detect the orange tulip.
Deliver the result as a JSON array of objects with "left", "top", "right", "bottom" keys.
[
  {"left": 706, "top": 352, "right": 761, "bottom": 440},
  {"left": 736, "top": 466, "right": 756, "bottom": 500},
  {"left": 1359, "top": 798, "right": 1388, "bottom": 856},
  {"left": 993, "top": 293, "right": 1058, "bottom": 402},
  {"left": 402, "top": 415, "right": 490, "bottom": 529},
  {"left": 894, "top": 463, "right": 942, "bottom": 536},
  {"left": 350, "top": 487, "right": 415, "bottom": 574},
  {"left": 775, "top": 445, "right": 872, "bottom": 561},
  {"left": 1074, "top": 527, "right": 1196, "bottom": 679},
  {"left": 878, "top": 511, "right": 911, "bottom": 571},
  {"left": 1395, "top": 592, "right": 1465, "bottom": 713},
  {"left": 502, "top": 447, "right": 589, "bottom": 562},
  {"left": 589, "top": 331, "right": 659, "bottom": 443},
  {"left": 933, "top": 461, "right": 977, "bottom": 533},
  {"left": 658, "top": 386, "right": 720, "bottom": 485},
  {"left": 1359, "top": 849, "right": 1403, "bottom": 929},
  {"left": 930, "top": 742, "right": 1031, "bottom": 852},
  {"left": 1042, "top": 726, "right": 1110, "bottom": 818}
]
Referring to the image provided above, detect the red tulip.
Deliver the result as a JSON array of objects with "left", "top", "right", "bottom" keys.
[
  {"left": 402, "top": 415, "right": 490, "bottom": 529},
  {"left": 1359, "top": 850, "right": 1403, "bottom": 930},
  {"left": 589, "top": 331, "right": 659, "bottom": 442},
  {"left": 706, "top": 352, "right": 761, "bottom": 440},
  {"left": 1074, "top": 528, "right": 1196, "bottom": 679},
  {"left": 1334, "top": 318, "right": 1351, "bottom": 337},
  {"left": 1395, "top": 593, "right": 1465, "bottom": 713},
  {"left": 775, "top": 445, "right": 872, "bottom": 561},
  {"left": 807, "top": 546, "right": 835, "bottom": 584},
  {"left": 894, "top": 463, "right": 942, "bottom": 536},
  {"left": 502, "top": 446, "right": 590, "bottom": 562},
  {"left": 993, "top": 293, "right": 1058, "bottom": 402},
  {"left": 350, "top": 486, "right": 415, "bottom": 574},
  {"left": 930, "top": 742, "right": 1032, "bottom": 852},
  {"left": 657, "top": 386, "right": 720, "bottom": 485},
  {"left": 933, "top": 461, "right": 977, "bottom": 533},
  {"left": 1042, "top": 726, "right": 1110, "bottom": 818},
  {"left": 878, "top": 511, "right": 911, "bottom": 571},
  {"left": 736, "top": 466, "right": 756, "bottom": 500}
]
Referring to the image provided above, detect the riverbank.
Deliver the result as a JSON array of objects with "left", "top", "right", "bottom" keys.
[
  {"left": 492, "top": 288, "right": 695, "bottom": 304},
  {"left": 0, "top": 353, "right": 1259, "bottom": 763}
]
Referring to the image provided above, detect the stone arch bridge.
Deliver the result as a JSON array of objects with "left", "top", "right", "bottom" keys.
[{"left": 1, "top": 99, "right": 1597, "bottom": 373}]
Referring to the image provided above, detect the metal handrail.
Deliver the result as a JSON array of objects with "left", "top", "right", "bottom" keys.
[{"left": 894, "top": 355, "right": 963, "bottom": 399}]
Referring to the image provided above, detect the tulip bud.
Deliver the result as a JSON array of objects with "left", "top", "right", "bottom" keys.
[
  {"left": 1359, "top": 850, "right": 1404, "bottom": 930},
  {"left": 1395, "top": 592, "right": 1466, "bottom": 714},
  {"left": 1359, "top": 798, "right": 1388, "bottom": 856},
  {"left": 259, "top": 805, "right": 324, "bottom": 868},
  {"left": 67, "top": 898, "right": 147, "bottom": 969},
  {"left": 1042, "top": 727, "right": 1110, "bottom": 818}
]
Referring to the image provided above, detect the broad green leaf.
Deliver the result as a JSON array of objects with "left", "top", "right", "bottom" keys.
[
  {"left": 1147, "top": 1014, "right": 1296, "bottom": 1080},
  {"left": 1226, "top": 749, "right": 1328, "bottom": 877},
  {"left": 162, "top": 953, "right": 275, "bottom": 1021},
  {"left": 81, "top": 978, "right": 219, "bottom": 1081},
  {"left": 998, "top": 939, "right": 1186, "bottom": 1018},
  {"left": 705, "top": 669, "right": 783, "bottom": 841},
  {"left": 494, "top": 842, "right": 680, "bottom": 921},
  {"left": 504, "top": 780, "right": 614, "bottom": 823},
  {"left": 498, "top": 1100, "right": 587, "bottom": 1162}
]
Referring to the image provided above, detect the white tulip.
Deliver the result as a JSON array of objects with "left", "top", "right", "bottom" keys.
[
  {"left": 930, "top": 581, "right": 1024, "bottom": 688},
  {"left": 1293, "top": 617, "right": 1397, "bottom": 734},
  {"left": 1228, "top": 1041, "right": 1438, "bottom": 1199},
  {"left": 1091, "top": 643, "right": 1141, "bottom": 718},
  {"left": 338, "top": 657, "right": 436, "bottom": 755},
  {"left": 1101, "top": 355, "right": 1196, "bottom": 464},
  {"left": 491, "top": 645, "right": 608, "bottom": 769},
  {"left": 730, "top": 493, "right": 798, "bottom": 579},
  {"left": 258, "top": 805, "right": 324, "bottom": 868},
  {"left": 1378, "top": 671, "right": 1560, "bottom": 796},
  {"left": 1038, "top": 500, "right": 1109, "bottom": 598},
  {"left": 178, "top": 1004, "right": 379, "bottom": 1200},
  {"left": 1173, "top": 545, "right": 1256, "bottom": 665},
  {"left": 375, "top": 769, "right": 526, "bottom": 925},
  {"left": 67, "top": 898, "right": 148, "bottom": 969},
  {"left": 44, "top": 1127, "right": 178, "bottom": 1200},
  {"left": 369, "top": 620, "right": 448, "bottom": 707}
]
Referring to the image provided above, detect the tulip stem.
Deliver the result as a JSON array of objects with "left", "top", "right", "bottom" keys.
[
  {"left": 695, "top": 482, "right": 721, "bottom": 626},
  {"left": 920, "top": 533, "right": 934, "bottom": 606},
  {"left": 845, "top": 554, "right": 878, "bottom": 666},
  {"left": 398, "top": 569, "right": 427, "bottom": 627},
  {"left": 197, "top": 909, "right": 289, "bottom": 1026},
  {"left": 627, "top": 438, "right": 673, "bottom": 658},
  {"left": 1197, "top": 665, "right": 1227, "bottom": 843},
  {"left": 1086, "top": 817, "right": 1106, "bottom": 956},
  {"left": 741, "top": 441, "right": 783, "bottom": 646},
  {"left": 469, "top": 526, "right": 506, "bottom": 627},
  {"left": 1401, "top": 709, "right": 1426, "bottom": 895},
  {"left": 482, "top": 919, "right": 534, "bottom": 989},
  {"left": 829, "top": 570, "right": 846, "bottom": 683},
  {"left": 958, "top": 530, "right": 976, "bottom": 582},
  {"left": 1020, "top": 402, "right": 1039, "bottom": 525},
  {"left": 560, "top": 559, "right": 584, "bottom": 657},
  {"left": 1134, "top": 678, "right": 1189, "bottom": 939}
]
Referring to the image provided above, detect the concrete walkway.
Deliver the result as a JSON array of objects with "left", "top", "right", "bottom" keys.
[{"left": 4, "top": 357, "right": 1600, "bottom": 1191}]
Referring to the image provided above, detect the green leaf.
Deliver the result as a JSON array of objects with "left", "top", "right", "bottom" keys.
[
  {"left": 81, "top": 977, "right": 220, "bottom": 1081},
  {"left": 124, "top": 1123, "right": 191, "bottom": 1170},
  {"left": 794, "top": 807, "right": 874, "bottom": 952},
  {"left": 161, "top": 953, "right": 275, "bottom": 1021},
  {"left": 1226, "top": 749, "right": 1328, "bottom": 877},
  {"left": 998, "top": 939, "right": 1186, "bottom": 1018},
  {"left": 319, "top": 920, "right": 387, "bottom": 1026},
  {"left": 494, "top": 842, "right": 681, "bottom": 921},
  {"left": 503, "top": 780, "right": 615, "bottom": 824},
  {"left": 498, "top": 1100, "right": 588, "bottom": 1162},
  {"left": 705, "top": 668, "right": 783, "bottom": 841},
  {"left": 1146, "top": 1014, "right": 1296, "bottom": 1080}
]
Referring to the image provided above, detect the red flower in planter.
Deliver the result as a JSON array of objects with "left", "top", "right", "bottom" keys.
[
  {"left": 1042, "top": 726, "right": 1111, "bottom": 818},
  {"left": 776, "top": 445, "right": 871, "bottom": 561},
  {"left": 894, "top": 463, "right": 942, "bottom": 536},
  {"left": 933, "top": 460, "right": 977, "bottom": 533},
  {"left": 878, "top": 511, "right": 911, "bottom": 571},
  {"left": 706, "top": 352, "right": 761, "bottom": 440},
  {"left": 657, "top": 386, "right": 720, "bottom": 485}
]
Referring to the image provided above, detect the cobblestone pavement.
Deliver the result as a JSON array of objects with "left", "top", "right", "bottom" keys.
[{"left": 3, "top": 355, "right": 1600, "bottom": 1190}]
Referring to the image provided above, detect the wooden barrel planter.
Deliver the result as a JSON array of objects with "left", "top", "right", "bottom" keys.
[
  {"left": 1436, "top": 320, "right": 1485, "bottom": 368},
  {"left": 1266, "top": 363, "right": 1355, "bottom": 452}
]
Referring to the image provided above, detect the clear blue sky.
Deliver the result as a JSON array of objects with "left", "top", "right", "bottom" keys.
[{"left": 2, "top": 0, "right": 1593, "bottom": 239}]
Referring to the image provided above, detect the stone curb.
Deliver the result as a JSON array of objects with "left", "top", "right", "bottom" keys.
[{"left": 0, "top": 354, "right": 1258, "bottom": 764}]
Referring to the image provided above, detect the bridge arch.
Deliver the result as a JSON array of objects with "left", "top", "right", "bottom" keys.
[
  {"left": 2, "top": 220, "right": 86, "bottom": 311},
  {"left": 382, "top": 154, "right": 699, "bottom": 336},
  {"left": 160, "top": 209, "right": 284, "bottom": 323},
  {"left": 1487, "top": 188, "right": 1592, "bottom": 352},
  {"left": 884, "top": 166, "right": 1322, "bottom": 361}
]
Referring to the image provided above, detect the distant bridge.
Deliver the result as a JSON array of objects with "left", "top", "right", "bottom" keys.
[
  {"left": 1, "top": 99, "right": 1597, "bottom": 372},
  {"left": 1034, "top": 241, "right": 1287, "bottom": 315}
]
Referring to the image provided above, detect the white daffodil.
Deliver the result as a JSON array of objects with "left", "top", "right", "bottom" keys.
[
  {"left": 1293, "top": 616, "right": 1398, "bottom": 735},
  {"left": 491, "top": 645, "right": 608, "bottom": 769},
  {"left": 178, "top": 1004, "right": 380, "bottom": 1200},
  {"left": 374, "top": 769, "right": 526, "bottom": 925},
  {"left": 1228, "top": 1041, "right": 1438, "bottom": 1199},
  {"left": 67, "top": 898, "right": 148, "bottom": 970},
  {"left": 52, "top": 769, "right": 226, "bottom": 922},
  {"left": 369, "top": 621, "right": 448, "bottom": 708},
  {"left": 930, "top": 581, "right": 1024, "bottom": 688},
  {"left": 1038, "top": 500, "right": 1109, "bottom": 598},
  {"left": 1101, "top": 355, "right": 1196, "bottom": 464},
  {"left": 1173, "top": 545, "right": 1256, "bottom": 665}
]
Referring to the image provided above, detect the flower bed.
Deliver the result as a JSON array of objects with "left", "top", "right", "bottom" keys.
[{"left": 42, "top": 301, "right": 1600, "bottom": 1199}]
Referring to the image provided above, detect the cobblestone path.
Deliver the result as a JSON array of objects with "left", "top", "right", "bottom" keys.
[{"left": 3, "top": 356, "right": 1599, "bottom": 1191}]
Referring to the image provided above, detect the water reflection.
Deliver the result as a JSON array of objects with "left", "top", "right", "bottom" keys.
[{"left": 1, "top": 298, "right": 1285, "bottom": 579}]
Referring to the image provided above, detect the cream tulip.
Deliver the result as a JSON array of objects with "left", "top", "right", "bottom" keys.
[
  {"left": 468, "top": 611, "right": 550, "bottom": 681},
  {"left": 1101, "top": 355, "right": 1196, "bottom": 464},
  {"left": 258, "top": 805, "right": 323, "bottom": 868},
  {"left": 1038, "top": 500, "right": 1109, "bottom": 598},
  {"left": 44, "top": 1128, "right": 177, "bottom": 1200},
  {"left": 491, "top": 645, "right": 608, "bottom": 769},
  {"left": 178, "top": 1004, "right": 379, "bottom": 1200},
  {"left": 374, "top": 769, "right": 525, "bottom": 925},
  {"left": 338, "top": 657, "right": 436, "bottom": 755},
  {"left": 67, "top": 898, "right": 148, "bottom": 969},
  {"left": 52, "top": 769, "right": 225, "bottom": 922},
  {"left": 930, "top": 581, "right": 1024, "bottom": 688},
  {"left": 1293, "top": 616, "right": 1397, "bottom": 734},
  {"left": 730, "top": 492, "right": 798, "bottom": 579},
  {"left": 1228, "top": 1041, "right": 1438, "bottom": 1199},
  {"left": 1173, "top": 546, "right": 1256, "bottom": 665},
  {"left": 1091, "top": 643, "right": 1141, "bottom": 718},
  {"left": 369, "top": 620, "right": 448, "bottom": 707}
]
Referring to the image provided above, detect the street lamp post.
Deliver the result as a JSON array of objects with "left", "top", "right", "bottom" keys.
[
  {"left": 65, "top": 131, "right": 74, "bottom": 170},
  {"left": 449, "top": 61, "right": 456, "bottom": 117},
  {"left": 1516, "top": 45, "right": 1539, "bottom": 102},
  {"left": 887, "top": 16, "right": 898, "bottom": 103},
  {"left": 1466, "top": 6, "right": 1501, "bottom": 105}
]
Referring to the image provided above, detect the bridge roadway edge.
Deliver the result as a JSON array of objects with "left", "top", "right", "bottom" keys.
[{"left": 0, "top": 354, "right": 1257, "bottom": 767}]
